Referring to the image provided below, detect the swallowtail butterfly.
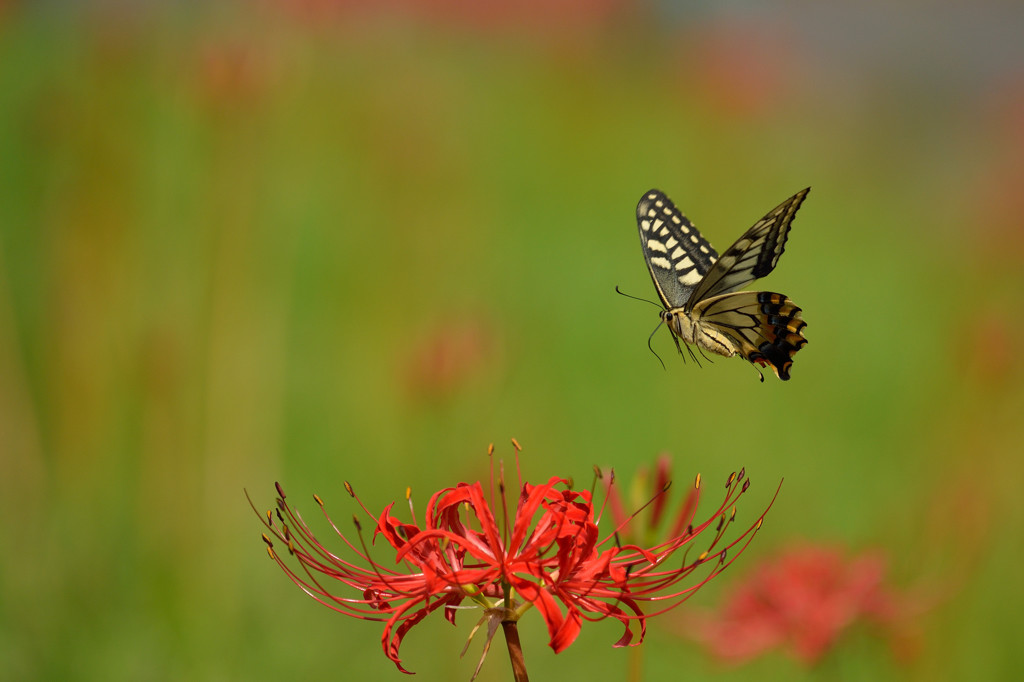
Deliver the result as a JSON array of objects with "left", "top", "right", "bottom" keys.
[{"left": 635, "top": 188, "right": 809, "bottom": 381}]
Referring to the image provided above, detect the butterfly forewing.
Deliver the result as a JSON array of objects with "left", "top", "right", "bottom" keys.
[
  {"left": 636, "top": 190, "right": 720, "bottom": 309},
  {"left": 684, "top": 188, "right": 809, "bottom": 308}
]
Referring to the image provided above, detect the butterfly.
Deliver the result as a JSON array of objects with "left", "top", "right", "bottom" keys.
[{"left": 635, "top": 188, "right": 809, "bottom": 381}]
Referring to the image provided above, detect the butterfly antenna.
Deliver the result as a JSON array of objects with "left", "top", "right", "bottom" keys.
[
  {"left": 646, "top": 319, "right": 667, "bottom": 371},
  {"left": 615, "top": 285, "right": 663, "bottom": 310}
]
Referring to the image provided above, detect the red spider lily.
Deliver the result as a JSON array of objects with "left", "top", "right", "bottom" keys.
[
  {"left": 687, "top": 544, "right": 920, "bottom": 666},
  {"left": 250, "top": 447, "right": 777, "bottom": 677}
]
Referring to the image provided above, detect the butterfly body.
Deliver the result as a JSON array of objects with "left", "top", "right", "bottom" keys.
[
  {"left": 636, "top": 188, "right": 810, "bottom": 381},
  {"left": 662, "top": 304, "right": 733, "bottom": 357}
]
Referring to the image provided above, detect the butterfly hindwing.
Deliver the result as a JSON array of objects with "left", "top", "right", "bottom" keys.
[
  {"left": 636, "top": 190, "right": 720, "bottom": 309},
  {"left": 691, "top": 291, "right": 807, "bottom": 381},
  {"left": 685, "top": 188, "right": 809, "bottom": 308}
]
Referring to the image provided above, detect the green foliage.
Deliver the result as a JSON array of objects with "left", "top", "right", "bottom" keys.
[{"left": 1, "top": 3, "right": 1022, "bottom": 680}]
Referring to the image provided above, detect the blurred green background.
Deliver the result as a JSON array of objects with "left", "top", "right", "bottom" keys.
[{"left": 2, "top": 1, "right": 1023, "bottom": 680}]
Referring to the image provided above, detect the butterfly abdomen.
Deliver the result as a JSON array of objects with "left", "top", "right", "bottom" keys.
[{"left": 665, "top": 309, "right": 736, "bottom": 358}]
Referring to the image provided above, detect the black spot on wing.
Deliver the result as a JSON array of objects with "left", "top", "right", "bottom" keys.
[{"left": 747, "top": 291, "right": 808, "bottom": 380}]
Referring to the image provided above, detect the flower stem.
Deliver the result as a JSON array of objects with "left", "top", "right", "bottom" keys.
[{"left": 501, "top": 619, "right": 529, "bottom": 682}]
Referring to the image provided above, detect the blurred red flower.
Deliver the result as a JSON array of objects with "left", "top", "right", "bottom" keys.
[
  {"left": 688, "top": 544, "right": 919, "bottom": 666},
  {"left": 402, "top": 318, "right": 494, "bottom": 402},
  {"left": 195, "top": 41, "right": 272, "bottom": 112},
  {"left": 267, "top": 0, "right": 626, "bottom": 34},
  {"left": 251, "top": 449, "right": 776, "bottom": 674},
  {"left": 673, "top": 19, "right": 805, "bottom": 120}
]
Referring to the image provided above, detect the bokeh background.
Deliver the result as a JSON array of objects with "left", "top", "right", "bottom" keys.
[{"left": 2, "top": 1, "right": 1023, "bottom": 680}]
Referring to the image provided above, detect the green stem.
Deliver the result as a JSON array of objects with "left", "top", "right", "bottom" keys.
[{"left": 502, "top": 619, "right": 529, "bottom": 682}]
